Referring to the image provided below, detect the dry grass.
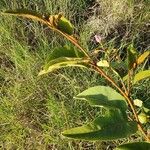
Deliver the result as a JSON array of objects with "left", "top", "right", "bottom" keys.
[{"left": 81, "top": 0, "right": 149, "bottom": 51}]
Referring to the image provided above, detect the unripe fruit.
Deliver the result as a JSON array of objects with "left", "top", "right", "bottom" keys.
[{"left": 138, "top": 113, "right": 149, "bottom": 124}]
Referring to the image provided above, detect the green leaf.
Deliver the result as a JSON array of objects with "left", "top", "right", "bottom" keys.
[
  {"left": 38, "top": 57, "right": 89, "bottom": 75},
  {"left": 56, "top": 15, "right": 74, "bottom": 35},
  {"left": 127, "top": 44, "right": 137, "bottom": 70},
  {"left": 62, "top": 109, "right": 137, "bottom": 140},
  {"left": 138, "top": 113, "right": 149, "bottom": 124},
  {"left": 136, "top": 50, "right": 150, "bottom": 65},
  {"left": 45, "top": 45, "right": 85, "bottom": 63},
  {"left": 2, "top": 9, "right": 45, "bottom": 23},
  {"left": 2, "top": 9, "right": 74, "bottom": 35},
  {"left": 115, "top": 142, "right": 150, "bottom": 150},
  {"left": 133, "top": 70, "right": 150, "bottom": 84},
  {"left": 62, "top": 86, "right": 138, "bottom": 140},
  {"left": 75, "top": 86, "right": 127, "bottom": 118},
  {"left": 38, "top": 45, "right": 87, "bottom": 75}
]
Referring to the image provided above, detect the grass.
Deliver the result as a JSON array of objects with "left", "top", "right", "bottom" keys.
[
  {"left": 0, "top": 0, "right": 149, "bottom": 149},
  {"left": 81, "top": 0, "right": 150, "bottom": 51}
]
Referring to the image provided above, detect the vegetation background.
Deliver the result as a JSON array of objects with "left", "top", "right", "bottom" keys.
[{"left": 0, "top": 0, "right": 149, "bottom": 149}]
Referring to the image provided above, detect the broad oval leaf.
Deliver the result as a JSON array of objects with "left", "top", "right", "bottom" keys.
[
  {"left": 133, "top": 70, "right": 150, "bottom": 84},
  {"left": 56, "top": 15, "right": 74, "bottom": 35},
  {"left": 47, "top": 14, "right": 74, "bottom": 35},
  {"left": 75, "top": 86, "right": 127, "bottom": 118},
  {"left": 38, "top": 45, "right": 87, "bottom": 75},
  {"left": 115, "top": 142, "right": 150, "bottom": 150},
  {"left": 136, "top": 50, "right": 150, "bottom": 65},
  {"left": 45, "top": 45, "right": 85, "bottom": 63},
  {"left": 62, "top": 109, "right": 137, "bottom": 140},
  {"left": 138, "top": 113, "right": 149, "bottom": 124},
  {"left": 62, "top": 86, "right": 138, "bottom": 141},
  {"left": 38, "top": 57, "right": 89, "bottom": 76}
]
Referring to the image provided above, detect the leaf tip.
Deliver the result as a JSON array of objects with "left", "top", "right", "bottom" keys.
[{"left": 38, "top": 70, "right": 46, "bottom": 76}]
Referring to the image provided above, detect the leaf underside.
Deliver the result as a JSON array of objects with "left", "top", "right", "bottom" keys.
[
  {"left": 75, "top": 86, "right": 127, "bottom": 118},
  {"left": 38, "top": 45, "right": 87, "bottom": 75},
  {"left": 38, "top": 57, "right": 89, "bottom": 75}
]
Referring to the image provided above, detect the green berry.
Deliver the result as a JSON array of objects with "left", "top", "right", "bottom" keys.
[{"left": 138, "top": 113, "right": 148, "bottom": 124}]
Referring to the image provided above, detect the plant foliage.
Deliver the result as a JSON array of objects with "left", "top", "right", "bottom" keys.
[
  {"left": 115, "top": 142, "right": 150, "bottom": 150},
  {"left": 2, "top": 8, "right": 150, "bottom": 149},
  {"left": 62, "top": 86, "right": 137, "bottom": 140}
]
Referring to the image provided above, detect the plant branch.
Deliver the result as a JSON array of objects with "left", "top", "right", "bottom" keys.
[
  {"left": 46, "top": 22, "right": 90, "bottom": 59},
  {"left": 46, "top": 18, "right": 149, "bottom": 141},
  {"left": 3, "top": 12, "right": 90, "bottom": 59},
  {"left": 127, "top": 70, "right": 131, "bottom": 96},
  {"left": 3, "top": 10, "right": 149, "bottom": 141},
  {"left": 110, "top": 67, "right": 129, "bottom": 95},
  {"left": 90, "top": 62, "right": 150, "bottom": 142}
]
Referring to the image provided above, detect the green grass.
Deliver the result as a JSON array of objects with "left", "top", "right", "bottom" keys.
[{"left": 0, "top": 0, "right": 149, "bottom": 149}]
